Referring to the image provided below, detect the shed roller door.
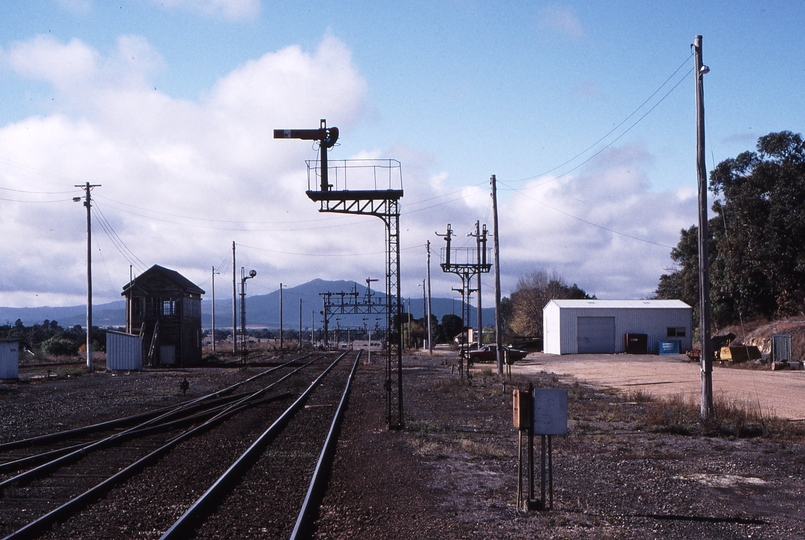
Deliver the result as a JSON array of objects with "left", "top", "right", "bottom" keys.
[{"left": 577, "top": 317, "right": 615, "bottom": 353}]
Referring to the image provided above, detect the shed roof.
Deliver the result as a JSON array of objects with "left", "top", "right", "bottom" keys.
[
  {"left": 547, "top": 299, "right": 691, "bottom": 310},
  {"left": 121, "top": 264, "right": 205, "bottom": 296}
]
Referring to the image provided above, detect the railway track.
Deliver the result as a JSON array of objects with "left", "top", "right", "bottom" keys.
[{"left": 0, "top": 351, "right": 360, "bottom": 539}]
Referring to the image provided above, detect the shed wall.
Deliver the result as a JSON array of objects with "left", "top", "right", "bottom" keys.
[
  {"left": 107, "top": 332, "right": 143, "bottom": 371},
  {"left": 0, "top": 340, "right": 19, "bottom": 379},
  {"left": 543, "top": 303, "right": 692, "bottom": 355}
]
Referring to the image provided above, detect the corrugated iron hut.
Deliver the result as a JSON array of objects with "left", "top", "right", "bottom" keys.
[
  {"left": 543, "top": 299, "right": 692, "bottom": 355},
  {"left": 121, "top": 265, "right": 205, "bottom": 366}
]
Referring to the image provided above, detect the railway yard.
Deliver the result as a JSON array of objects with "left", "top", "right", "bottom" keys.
[{"left": 2, "top": 350, "right": 805, "bottom": 539}]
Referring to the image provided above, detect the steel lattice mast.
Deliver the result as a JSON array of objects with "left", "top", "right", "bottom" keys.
[{"left": 275, "top": 120, "right": 405, "bottom": 429}]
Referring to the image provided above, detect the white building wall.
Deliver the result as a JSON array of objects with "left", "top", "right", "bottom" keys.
[
  {"left": 543, "top": 302, "right": 562, "bottom": 354},
  {"left": 107, "top": 331, "right": 143, "bottom": 371},
  {"left": 543, "top": 300, "right": 692, "bottom": 355}
]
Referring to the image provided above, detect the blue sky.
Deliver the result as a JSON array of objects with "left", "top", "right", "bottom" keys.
[{"left": 1, "top": 0, "right": 804, "bottom": 311}]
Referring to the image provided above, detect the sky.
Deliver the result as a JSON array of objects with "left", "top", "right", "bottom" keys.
[{"left": 1, "top": 0, "right": 804, "bottom": 312}]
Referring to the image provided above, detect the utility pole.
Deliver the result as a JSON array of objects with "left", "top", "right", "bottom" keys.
[
  {"left": 299, "top": 298, "right": 303, "bottom": 349},
  {"left": 491, "top": 175, "right": 504, "bottom": 374},
  {"left": 426, "top": 241, "right": 433, "bottom": 356},
  {"left": 127, "top": 265, "right": 133, "bottom": 334},
  {"left": 694, "top": 35, "right": 713, "bottom": 418},
  {"left": 211, "top": 266, "right": 219, "bottom": 354},
  {"left": 279, "top": 283, "right": 284, "bottom": 350},
  {"left": 74, "top": 182, "right": 100, "bottom": 371},
  {"left": 232, "top": 241, "right": 237, "bottom": 355}
]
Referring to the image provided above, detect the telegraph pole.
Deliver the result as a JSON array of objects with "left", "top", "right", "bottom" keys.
[
  {"left": 211, "top": 266, "right": 219, "bottom": 354},
  {"left": 299, "top": 298, "right": 303, "bottom": 349},
  {"left": 279, "top": 283, "right": 284, "bottom": 350},
  {"left": 426, "top": 241, "right": 433, "bottom": 355},
  {"left": 74, "top": 182, "right": 100, "bottom": 371},
  {"left": 694, "top": 35, "right": 713, "bottom": 418},
  {"left": 232, "top": 241, "right": 237, "bottom": 355},
  {"left": 491, "top": 175, "right": 504, "bottom": 374}
]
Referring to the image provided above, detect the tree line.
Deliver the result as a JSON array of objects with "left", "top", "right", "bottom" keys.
[
  {"left": 656, "top": 131, "right": 805, "bottom": 327},
  {"left": 0, "top": 319, "right": 108, "bottom": 357}
]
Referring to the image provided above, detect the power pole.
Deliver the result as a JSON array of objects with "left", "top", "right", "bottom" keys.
[
  {"left": 232, "top": 241, "right": 237, "bottom": 355},
  {"left": 299, "top": 298, "right": 303, "bottom": 349},
  {"left": 694, "top": 35, "right": 713, "bottom": 418},
  {"left": 74, "top": 182, "right": 100, "bottom": 371},
  {"left": 279, "top": 283, "right": 284, "bottom": 350},
  {"left": 491, "top": 175, "right": 504, "bottom": 374},
  {"left": 211, "top": 266, "right": 219, "bottom": 354},
  {"left": 426, "top": 241, "right": 433, "bottom": 356}
]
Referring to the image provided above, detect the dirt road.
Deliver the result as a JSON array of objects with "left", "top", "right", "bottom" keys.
[{"left": 514, "top": 352, "right": 805, "bottom": 421}]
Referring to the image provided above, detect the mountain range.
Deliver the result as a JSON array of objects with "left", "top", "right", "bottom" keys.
[{"left": 0, "top": 279, "right": 495, "bottom": 330}]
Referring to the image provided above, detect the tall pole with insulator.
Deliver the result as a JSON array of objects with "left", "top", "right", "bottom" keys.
[
  {"left": 74, "top": 182, "right": 100, "bottom": 371},
  {"left": 694, "top": 35, "right": 713, "bottom": 418}
]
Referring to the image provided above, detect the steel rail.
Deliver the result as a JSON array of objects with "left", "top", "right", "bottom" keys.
[
  {"left": 0, "top": 357, "right": 306, "bottom": 488},
  {"left": 3, "top": 356, "right": 326, "bottom": 540},
  {"left": 0, "top": 392, "right": 248, "bottom": 474},
  {"left": 160, "top": 352, "right": 350, "bottom": 540},
  {"left": 290, "top": 350, "right": 361, "bottom": 540},
  {"left": 0, "top": 354, "right": 309, "bottom": 452}
]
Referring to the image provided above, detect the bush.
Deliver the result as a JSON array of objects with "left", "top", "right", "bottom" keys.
[{"left": 41, "top": 336, "right": 81, "bottom": 357}]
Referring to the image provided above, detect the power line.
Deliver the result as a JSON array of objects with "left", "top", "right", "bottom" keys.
[
  {"left": 91, "top": 202, "right": 149, "bottom": 273},
  {"left": 498, "top": 178, "right": 675, "bottom": 249}
]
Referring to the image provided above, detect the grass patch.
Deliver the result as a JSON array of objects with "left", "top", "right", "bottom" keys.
[{"left": 639, "top": 392, "right": 805, "bottom": 439}]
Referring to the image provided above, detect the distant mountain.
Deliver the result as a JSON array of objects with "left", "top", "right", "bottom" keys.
[
  {"left": 0, "top": 278, "right": 495, "bottom": 330},
  {"left": 0, "top": 301, "right": 127, "bottom": 328}
]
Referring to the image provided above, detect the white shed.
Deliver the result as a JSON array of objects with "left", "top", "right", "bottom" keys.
[
  {"left": 106, "top": 331, "right": 143, "bottom": 371},
  {"left": 543, "top": 299, "right": 692, "bottom": 355},
  {"left": 1, "top": 339, "right": 20, "bottom": 379}
]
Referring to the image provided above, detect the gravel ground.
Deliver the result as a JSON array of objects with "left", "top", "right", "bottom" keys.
[
  {"left": 518, "top": 352, "right": 805, "bottom": 420},
  {"left": 4, "top": 352, "right": 805, "bottom": 539}
]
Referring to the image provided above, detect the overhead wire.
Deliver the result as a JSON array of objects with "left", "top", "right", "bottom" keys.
[
  {"left": 512, "top": 52, "right": 694, "bottom": 186},
  {"left": 92, "top": 202, "right": 149, "bottom": 273},
  {"left": 94, "top": 194, "right": 375, "bottom": 232}
]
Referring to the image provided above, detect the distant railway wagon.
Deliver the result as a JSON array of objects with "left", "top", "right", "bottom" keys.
[
  {"left": 543, "top": 299, "right": 692, "bottom": 355},
  {"left": 351, "top": 340, "right": 384, "bottom": 351},
  {"left": 122, "top": 265, "right": 205, "bottom": 366}
]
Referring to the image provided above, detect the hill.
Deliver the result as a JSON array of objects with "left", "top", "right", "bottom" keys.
[{"left": 0, "top": 279, "right": 495, "bottom": 330}]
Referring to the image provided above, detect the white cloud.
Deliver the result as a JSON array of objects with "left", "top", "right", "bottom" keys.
[
  {"left": 5, "top": 35, "right": 99, "bottom": 91},
  {"left": 497, "top": 142, "right": 696, "bottom": 299},
  {"left": 0, "top": 33, "right": 369, "bottom": 306},
  {"left": 0, "top": 31, "right": 699, "bottom": 310}
]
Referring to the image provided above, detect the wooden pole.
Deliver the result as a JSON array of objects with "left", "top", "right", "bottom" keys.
[
  {"left": 232, "top": 241, "right": 237, "bottom": 355},
  {"left": 491, "top": 175, "right": 504, "bottom": 374},
  {"left": 694, "top": 35, "right": 713, "bottom": 418},
  {"left": 426, "top": 241, "right": 433, "bottom": 355}
]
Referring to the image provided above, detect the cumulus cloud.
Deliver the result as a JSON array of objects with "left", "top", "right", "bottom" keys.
[
  {"left": 0, "top": 33, "right": 369, "bottom": 306},
  {"left": 0, "top": 31, "right": 698, "bottom": 310},
  {"left": 497, "top": 141, "right": 696, "bottom": 299}
]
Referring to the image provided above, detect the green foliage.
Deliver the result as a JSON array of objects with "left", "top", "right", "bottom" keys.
[
  {"left": 657, "top": 131, "right": 805, "bottom": 324},
  {"left": 441, "top": 313, "right": 463, "bottom": 342},
  {"left": 0, "top": 320, "right": 107, "bottom": 356},
  {"left": 41, "top": 336, "right": 81, "bottom": 357}
]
